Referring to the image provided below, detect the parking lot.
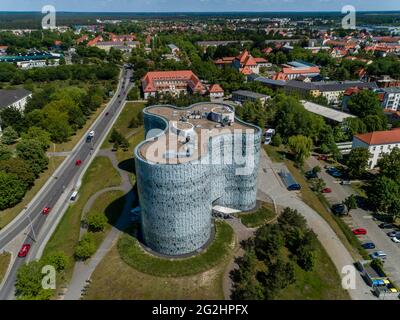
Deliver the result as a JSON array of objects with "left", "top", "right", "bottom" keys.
[{"left": 307, "top": 155, "right": 400, "bottom": 288}]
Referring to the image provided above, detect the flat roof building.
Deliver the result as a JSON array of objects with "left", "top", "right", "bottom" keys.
[
  {"left": 302, "top": 101, "right": 356, "bottom": 123},
  {"left": 232, "top": 90, "right": 270, "bottom": 106},
  {"left": 134, "top": 102, "right": 261, "bottom": 255}
]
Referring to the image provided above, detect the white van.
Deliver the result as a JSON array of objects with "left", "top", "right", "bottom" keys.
[{"left": 70, "top": 191, "right": 78, "bottom": 201}]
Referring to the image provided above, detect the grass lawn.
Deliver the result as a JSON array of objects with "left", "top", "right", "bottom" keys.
[
  {"left": 43, "top": 156, "right": 122, "bottom": 280},
  {"left": 238, "top": 202, "right": 277, "bottom": 228},
  {"left": 84, "top": 221, "right": 236, "bottom": 300},
  {"left": 275, "top": 240, "right": 350, "bottom": 300},
  {"left": 102, "top": 102, "right": 145, "bottom": 150},
  {"left": 86, "top": 190, "right": 126, "bottom": 248},
  {"left": 118, "top": 221, "right": 235, "bottom": 278},
  {"left": 0, "top": 252, "right": 11, "bottom": 284},
  {"left": 0, "top": 156, "right": 65, "bottom": 229},
  {"left": 84, "top": 239, "right": 231, "bottom": 300}
]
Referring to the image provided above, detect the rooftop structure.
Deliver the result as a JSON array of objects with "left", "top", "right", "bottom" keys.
[
  {"left": 302, "top": 101, "right": 356, "bottom": 123},
  {"left": 134, "top": 102, "right": 261, "bottom": 255},
  {"left": 0, "top": 88, "right": 32, "bottom": 110}
]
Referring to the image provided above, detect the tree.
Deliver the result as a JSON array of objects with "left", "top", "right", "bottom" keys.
[
  {"left": 43, "top": 252, "right": 69, "bottom": 272},
  {"left": 347, "top": 90, "right": 382, "bottom": 118},
  {"left": 0, "top": 107, "right": 26, "bottom": 133},
  {"left": 1, "top": 126, "right": 18, "bottom": 145},
  {"left": 0, "top": 157, "right": 35, "bottom": 187},
  {"left": 377, "top": 147, "right": 400, "bottom": 184},
  {"left": 347, "top": 147, "right": 370, "bottom": 178},
  {"left": 254, "top": 224, "right": 284, "bottom": 262},
  {"left": 344, "top": 194, "right": 358, "bottom": 214},
  {"left": 74, "top": 232, "right": 96, "bottom": 260},
  {"left": 21, "top": 126, "right": 51, "bottom": 150},
  {"left": 15, "top": 261, "right": 53, "bottom": 300},
  {"left": 288, "top": 135, "right": 313, "bottom": 166},
  {"left": 271, "top": 133, "right": 282, "bottom": 147},
  {"left": 367, "top": 176, "right": 399, "bottom": 215},
  {"left": 86, "top": 213, "right": 108, "bottom": 232},
  {"left": 0, "top": 143, "right": 12, "bottom": 160},
  {"left": 0, "top": 172, "right": 26, "bottom": 210},
  {"left": 310, "top": 178, "right": 326, "bottom": 193},
  {"left": 16, "top": 139, "right": 49, "bottom": 177}
]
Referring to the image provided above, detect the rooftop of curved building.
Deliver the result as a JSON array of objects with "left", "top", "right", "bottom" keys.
[{"left": 136, "top": 102, "right": 260, "bottom": 165}]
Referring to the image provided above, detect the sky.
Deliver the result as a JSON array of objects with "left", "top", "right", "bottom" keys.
[{"left": 1, "top": 0, "right": 400, "bottom": 12}]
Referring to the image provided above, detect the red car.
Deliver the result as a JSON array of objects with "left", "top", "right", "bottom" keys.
[
  {"left": 75, "top": 159, "right": 82, "bottom": 166},
  {"left": 322, "top": 188, "right": 332, "bottom": 193},
  {"left": 42, "top": 207, "right": 51, "bottom": 215},
  {"left": 18, "top": 244, "right": 31, "bottom": 257},
  {"left": 353, "top": 228, "right": 367, "bottom": 235},
  {"left": 318, "top": 155, "right": 328, "bottom": 161}
]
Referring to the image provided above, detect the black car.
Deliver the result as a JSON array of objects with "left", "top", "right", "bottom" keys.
[
  {"left": 362, "top": 242, "right": 376, "bottom": 249},
  {"left": 331, "top": 203, "right": 347, "bottom": 215},
  {"left": 379, "top": 223, "right": 393, "bottom": 229},
  {"left": 305, "top": 170, "right": 318, "bottom": 179}
]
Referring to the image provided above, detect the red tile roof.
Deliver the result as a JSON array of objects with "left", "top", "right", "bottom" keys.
[
  {"left": 355, "top": 129, "right": 400, "bottom": 145},
  {"left": 236, "top": 50, "right": 257, "bottom": 67},
  {"left": 209, "top": 84, "right": 224, "bottom": 93},
  {"left": 141, "top": 70, "right": 205, "bottom": 94},
  {"left": 282, "top": 66, "right": 320, "bottom": 75}
]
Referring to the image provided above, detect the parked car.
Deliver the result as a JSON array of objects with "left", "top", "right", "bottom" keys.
[
  {"left": 353, "top": 228, "right": 367, "bottom": 235},
  {"left": 322, "top": 188, "right": 332, "bottom": 193},
  {"left": 305, "top": 170, "right": 318, "bottom": 179},
  {"left": 379, "top": 222, "right": 393, "bottom": 229},
  {"left": 362, "top": 242, "right": 376, "bottom": 249},
  {"left": 331, "top": 203, "right": 348, "bottom": 215},
  {"left": 391, "top": 237, "right": 400, "bottom": 243},
  {"left": 326, "top": 167, "right": 342, "bottom": 178},
  {"left": 369, "top": 251, "right": 387, "bottom": 260},
  {"left": 318, "top": 155, "right": 328, "bottom": 161},
  {"left": 340, "top": 180, "right": 352, "bottom": 185},
  {"left": 18, "top": 244, "right": 31, "bottom": 257},
  {"left": 387, "top": 231, "right": 400, "bottom": 238}
]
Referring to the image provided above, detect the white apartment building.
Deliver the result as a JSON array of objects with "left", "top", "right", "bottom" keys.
[
  {"left": 381, "top": 87, "right": 400, "bottom": 111},
  {"left": 352, "top": 129, "right": 400, "bottom": 169},
  {"left": 0, "top": 88, "right": 32, "bottom": 132}
]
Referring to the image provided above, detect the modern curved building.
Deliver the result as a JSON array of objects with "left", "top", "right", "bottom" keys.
[{"left": 134, "top": 102, "right": 262, "bottom": 256}]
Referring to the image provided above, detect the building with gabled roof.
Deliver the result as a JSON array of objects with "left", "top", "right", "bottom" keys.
[
  {"left": 141, "top": 70, "right": 206, "bottom": 99},
  {"left": 352, "top": 128, "right": 400, "bottom": 169}
]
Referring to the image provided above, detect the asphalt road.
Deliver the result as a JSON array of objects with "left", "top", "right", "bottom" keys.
[{"left": 0, "top": 67, "right": 133, "bottom": 300}]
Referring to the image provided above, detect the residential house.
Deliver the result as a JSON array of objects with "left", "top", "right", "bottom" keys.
[{"left": 208, "top": 84, "right": 224, "bottom": 102}]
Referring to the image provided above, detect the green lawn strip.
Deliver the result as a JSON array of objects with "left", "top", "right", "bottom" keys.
[
  {"left": 102, "top": 102, "right": 145, "bottom": 149},
  {"left": 115, "top": 128, "right": 145, "bottom": 164},
  {"left": 0, "top": 252, "right": 11, "bottom": 284},
  {"left": 264, "top": 145, "right": 285, "bottom": 162},
  {"left": 86, "top": 190, "right": 126, "bottom": 248},
  {"left": 118, "top": 221, "right": 235, "bottom": 277},
  {"left": 43, "top": 156, "right": 122, "bottom": 281},
  {"left": 0, "top": 156, "right": 65, "bottom": 229},
  {"left": 84, "top": 239, "right": 231, "bottom": 300},
  {"left": 275, "top": 241, "right": 350, "bottom": 300},
  {"left": 238, "top": 203, "right": 277, "bottom": 228}
]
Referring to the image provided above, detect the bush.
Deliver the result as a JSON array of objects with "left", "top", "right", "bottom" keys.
[
  {"left": 74, "top": 232, "right": 96, "bottom": 260},
  {"left": 271, "top": 133, "right": 282, "bottom": 147},
  {"left": 1, "top": 126, "right": 18, "bottom": 145},
  {"left": 43, "top": 252, "right": 70, "bottom": 272},
  {"left": 86, "top": 213, "right": 108, "bottom": 232}
]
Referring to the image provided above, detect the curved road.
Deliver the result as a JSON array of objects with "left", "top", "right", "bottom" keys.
[{"left": 0, "top": 66, "right": 133, "bottom": 300}]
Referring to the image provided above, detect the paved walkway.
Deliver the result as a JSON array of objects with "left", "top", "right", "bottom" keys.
[{"left": 64, "top": 150, "right": 135, "bottom": 300}]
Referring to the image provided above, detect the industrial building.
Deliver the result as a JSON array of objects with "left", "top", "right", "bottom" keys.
[{"left": 134, "top": 102, "right": 261, "bottom": 256}]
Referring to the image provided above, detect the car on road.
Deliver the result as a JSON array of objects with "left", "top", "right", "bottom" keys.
[
  {"left": 391, "top": 237, "right": 400, "bottom": 243},
  {"left": 88, "top": 130, "right": 95, "bottom": 137},
  {"left": 379, "top": 222, "right": 393, "bottom": 229},
  {"left": 353, "top": 228, "right": 367, "bottom": 235},
  {"left": 105, "top": 112, "right": 109, "bottom": 116},
  {"left": 387, "top": 231, "right": 400, "bottom": 238},
  {"left": 75, "top": 159, "right": 82, "bottom": 166},
  {"left": 18, "top": 244, "right": 31, "bottom": 257},
  {"left": 331, "top": 203, "right": 348, "bottom": 216},
  {"left": 362, "top": 242, "right": 376, "bottom": 249},
  {"left": 369, "top": 251, "right": 387, "bottom": 260},
  {"left": 322, "top": 188, "right": 332, "bottom": 193},
  {"left": 42, "top": 207, "right": 51, "bottom": 215}
]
